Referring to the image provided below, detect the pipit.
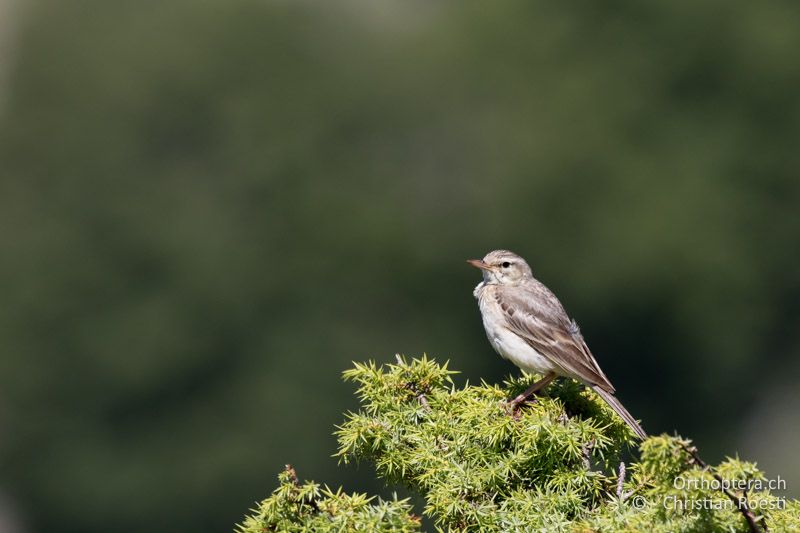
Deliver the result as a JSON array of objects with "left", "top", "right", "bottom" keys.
[{"left": 468, "top": 249, "right": 647, "bottom": 439}]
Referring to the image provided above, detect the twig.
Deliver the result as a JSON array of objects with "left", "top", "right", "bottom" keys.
[
  {"left": 403, "top": 378, "right": 431, "bottom": 410},
  {"left": 616, "top": 462, "right": 626, "bottom": 499},
  {"left": 680, "top": 443, "right": 767, "bottom": 533},
  {"left": 581, "top": 439, "right": 595, "bottom": 470},
  {"left": 284, "top": 464, "right": 298, "bottom": 485},
  {"left": 416, "top": 393, "right": 430, "bottom": 409},
  {"left": 403, "top": 382, "right": 430, "bottom": 410},
  {"left": 284, "top": 464, "right": 320, "bottom": 512}
]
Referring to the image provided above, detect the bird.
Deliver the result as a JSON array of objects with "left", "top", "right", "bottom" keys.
[{"left": 468, "top": 249, "right": 647, "bottom": 439}]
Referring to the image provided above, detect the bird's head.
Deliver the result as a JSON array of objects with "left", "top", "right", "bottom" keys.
[{"left": 467, "top": 249, "right": 532, "bottom": 286}]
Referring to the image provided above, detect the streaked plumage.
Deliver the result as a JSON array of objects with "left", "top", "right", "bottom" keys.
[{"left": 469, "top": 249, "right": 647, "bottom": 439}]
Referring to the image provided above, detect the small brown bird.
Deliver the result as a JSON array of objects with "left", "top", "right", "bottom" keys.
[{"left": 468, "top": 249, "right": 647, "bottom": 439}]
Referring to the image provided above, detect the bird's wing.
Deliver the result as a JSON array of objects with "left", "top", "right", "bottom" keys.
[{"left": 495, "top": 284, "right": 616, "bottom": 393}]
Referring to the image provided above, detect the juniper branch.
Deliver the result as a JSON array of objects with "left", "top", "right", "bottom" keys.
[
  {"left": 237, "top": 356, "right": 800, "bottom": 533},
  {"left": 681, "top": 442, "right": 768, "bottom": 533}
]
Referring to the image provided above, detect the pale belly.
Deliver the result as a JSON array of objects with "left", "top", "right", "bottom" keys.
[{"left": 480, "top": 303, "right": 557, "bottom": 375}]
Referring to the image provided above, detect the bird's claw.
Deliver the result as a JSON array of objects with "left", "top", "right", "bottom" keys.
[{"left": 504, "top": 397, "right": 538, "bottom": 419}]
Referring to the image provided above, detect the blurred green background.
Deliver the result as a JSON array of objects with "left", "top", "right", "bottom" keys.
[{"left": 1, "top": 1, "right": 799, "bottom": 531}]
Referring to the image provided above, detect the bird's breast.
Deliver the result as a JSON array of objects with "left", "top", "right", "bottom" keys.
[{"left": 476, "top": 286, "right": 557, "bottom": 375}]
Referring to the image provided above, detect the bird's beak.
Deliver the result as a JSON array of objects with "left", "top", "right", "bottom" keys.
[{"left": 467, "top": 259, "right": 491, "bottom": 271}]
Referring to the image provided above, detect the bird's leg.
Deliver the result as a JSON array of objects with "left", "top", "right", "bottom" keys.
[{"left": 507, "top": 372, "right": 556, "bottom": 410}]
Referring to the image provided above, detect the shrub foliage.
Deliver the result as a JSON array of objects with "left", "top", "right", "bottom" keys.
[{"left": 238, "top": 356, "right": 798, "bottom": 532}]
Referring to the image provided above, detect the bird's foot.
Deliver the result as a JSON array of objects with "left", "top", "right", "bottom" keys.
[{"left": 504, "top": 394, "right": 538, "bottom": 418}]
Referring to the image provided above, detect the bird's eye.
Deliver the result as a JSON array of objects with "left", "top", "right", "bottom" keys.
[{"left": 502, "top": 262, "right": 511, "bottom": 268}]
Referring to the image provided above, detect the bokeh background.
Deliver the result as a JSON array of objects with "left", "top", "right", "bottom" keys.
[{"left": 1, "top": 1, "right": 799, "bottom": 531}]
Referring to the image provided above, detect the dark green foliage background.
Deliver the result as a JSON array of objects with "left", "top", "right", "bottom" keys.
[{"left": 1, "top": 1, "right": 799, "bottom": 531}]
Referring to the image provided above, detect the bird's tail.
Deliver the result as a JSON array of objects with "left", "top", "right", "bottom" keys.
[{"left": 591, "top": 386, "right": 648, "bottom": 440}]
